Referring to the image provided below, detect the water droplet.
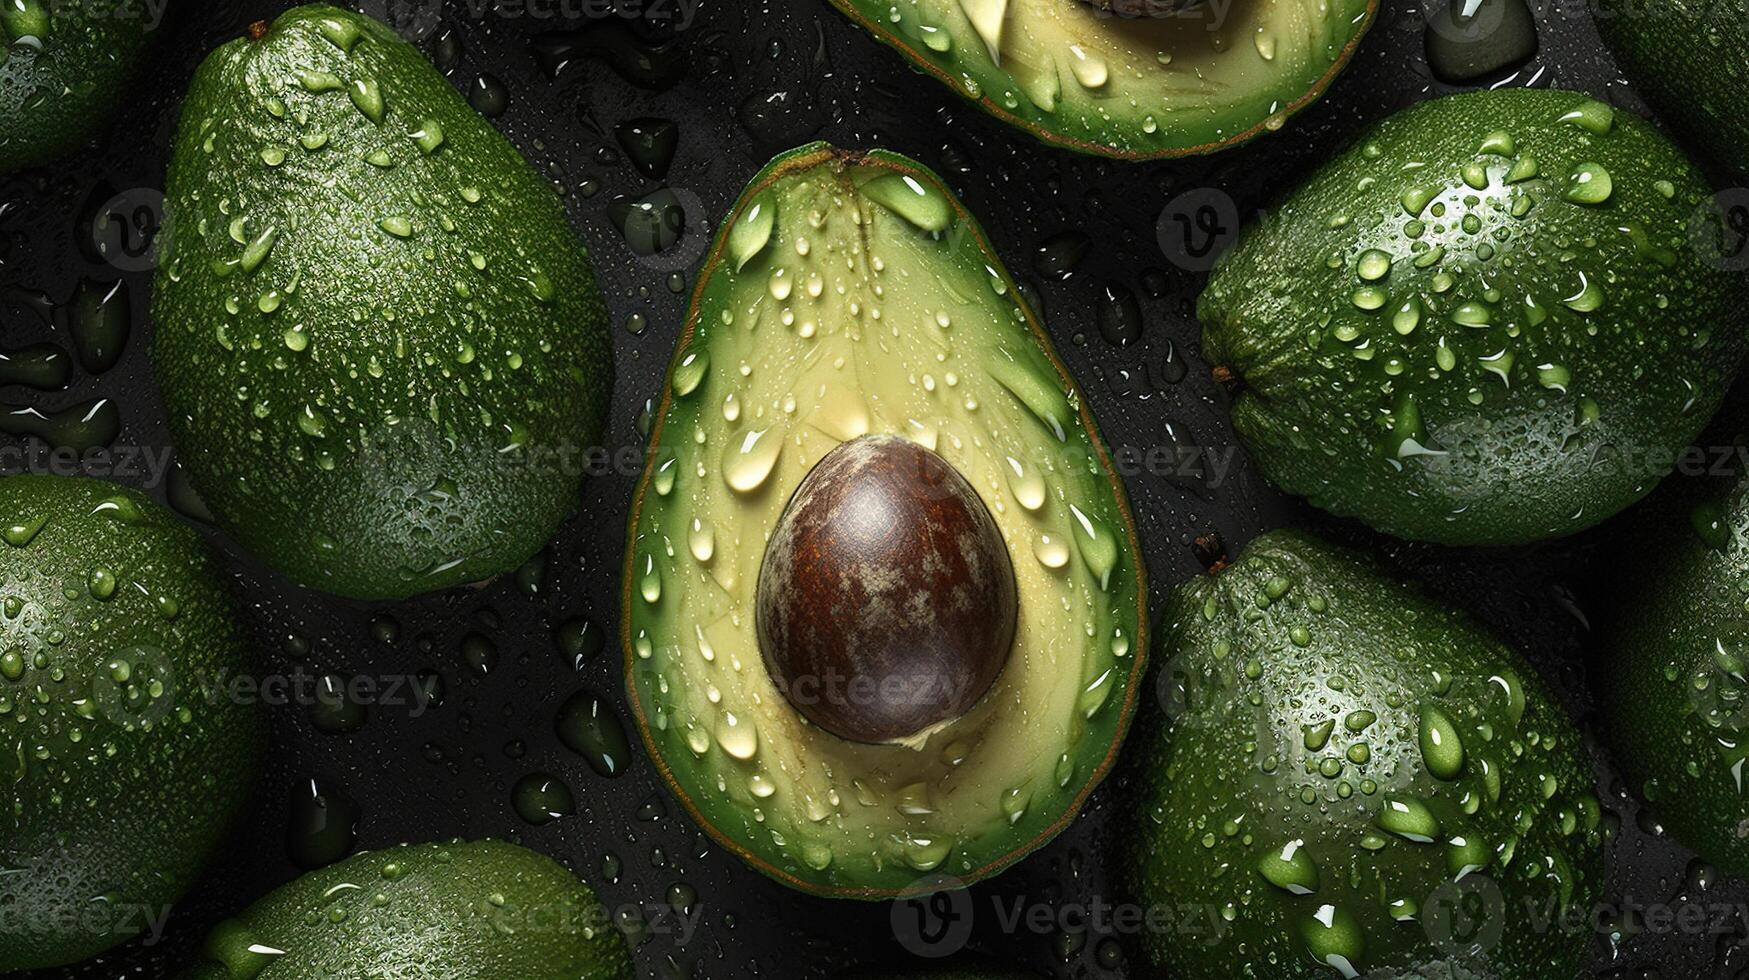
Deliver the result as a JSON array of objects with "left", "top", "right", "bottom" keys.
[
  {"left": 861, "top": 173, "right": 953, "bottom": 233},
  {"left": 557, "top": 690, "right": 631, "bottom": 778},
  {"left": 1418, "top": 705, "right": 1466, "bottom": 779},
  {"left": 722, "top": 427, "right": 783, "bottom": 493},
  {"left": 512, "top": 772, "right": 575, "bottom": 825}
]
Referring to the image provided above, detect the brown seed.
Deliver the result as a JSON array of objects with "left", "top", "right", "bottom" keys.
[{"left": 756, "top": 434, "right": 1017, "bottom": 744}]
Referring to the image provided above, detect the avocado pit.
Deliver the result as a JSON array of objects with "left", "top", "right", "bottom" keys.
[{"left": 755, "top": 434, "right": 1017, "bottom": 744}]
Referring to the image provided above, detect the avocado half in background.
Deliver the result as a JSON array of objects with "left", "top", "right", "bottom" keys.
[
  {"left": 624, "top": 143, "right": 1147, "bottom": 897},
  {"left": 0, "top": 475, "right": 265, "bottom": 971},
  {"left": 152, "top": 5, "right": 613, "bottom": 601},
  {"left": 822, "top": 0, "right": 1377, "bottom": 159},
  {"left": 1127, "top": 529, "right": 1603, "bottom": 979},
  {"left": 1599, "top": 421, "right": 1749, "bottom": 881},
  {"left": 0, "top": 0, "right": 162, "bottom": 172},
  {"left": 1594, "top": 0, "right": 1749, "bottom": 181},
  {"left": 1201, "top": 87, "right": 1747, "bottom": 546},
  {"left": 182, "top": 840, "right": 632, "bottom": 979}
]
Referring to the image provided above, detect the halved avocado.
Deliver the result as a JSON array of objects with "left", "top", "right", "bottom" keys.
[
  {"left": 623, "top": 143, "right": 1146, "bottom": 897},
  {"left": 822, "top": 0, "right": 1377, "bottom": 158}
]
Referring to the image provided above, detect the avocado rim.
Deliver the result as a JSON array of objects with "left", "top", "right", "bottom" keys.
[
  {"left": 620, "top": 141, "right": 1150, "bottom": 898},
  {"left": 820, "top": 0, "right": 1381, "bottom": 160}
]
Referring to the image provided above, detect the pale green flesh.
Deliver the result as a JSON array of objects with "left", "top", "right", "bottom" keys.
[
  {"left": 627, "top": 147, "right": 1142, "bottom": 894},
  {"left": 827, "top": 0, "right": 1375, "bottom": 156}
]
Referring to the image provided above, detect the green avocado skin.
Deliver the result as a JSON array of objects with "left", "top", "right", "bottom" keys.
[
  {"left": 182, "top": 840, "right": 632, "bottom": 980},
  {"left": 1601, "top": 437, "right": 1749, "bottom": 879},
  {"left": 1594, "top": 0, "right": 1749, "bottom": 181},
  {"left": 0, "top": 474, "right": 264, "bottom": 971},
  {"left": 1202, "top": 88, "right": 1744, "bottom": 546},
  {"left": 1126, "top": 529, "right": 1603, "bottom": 980},
  {"left": 845, "top": 967, "right": 1036, "bottom": 979},
  {"left": 152, "top": 4, "right": 611, "bottom": 600},
  {"left": 0, "top": 0, "right": 160, "bottom": 172}
]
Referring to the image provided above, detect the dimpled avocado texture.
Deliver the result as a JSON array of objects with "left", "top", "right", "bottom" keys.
[
  {"left": 1600, "top": 418, "right": 1749, "bottom": 881},
  {"left": 1126, "top": 529, "right": 1604, "bottom": 979},
  {"left": 152, "top": 4, "right": 612, "bottom": 600},
  {"left": 181, "top": 840, "right": 633, "bottom": 980},
  {"left": 0, "top": 0, "right": 162, "bottom": 172},
  {"left": 0, "top": 474, "right": 264, "bottom": 971},
  {"left": 1202, "top": 88, "right": 1745, "bottom": 545}
]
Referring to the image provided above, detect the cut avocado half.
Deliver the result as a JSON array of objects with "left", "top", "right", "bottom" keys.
[
  {"left": 822, "top": 0, "right": 1377, "bottom": 158},
  {"left": 623, "top": 143, "right": 1147, "bottom": 897}
]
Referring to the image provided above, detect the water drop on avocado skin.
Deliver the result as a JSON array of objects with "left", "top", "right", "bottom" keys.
[
  {"left": 151, "top": 5, "right": 612, "bottom": 600},
  {"left": 181, "top": 840, "right": 632, "bottom": 980},
  {"left": 0, "top": 475, "right": 264, "bottom": 971},
  {"left": 1124, "top": 529, "right": 1603, "bottom": 980},
  {"left": 0, "top": 1, "right": 161, "bottom": 172},
  {"left": 1200, "top": 88, "right": 1746, "bottom": 546},
  {"left": 1602, "top": 452, "right": 1749, "bottom": 881},
  {"left": 1596, "top": 0, "right": 1749, "bottom": 182}
]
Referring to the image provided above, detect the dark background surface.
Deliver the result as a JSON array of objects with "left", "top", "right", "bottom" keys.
[{"left": 1, "top": 0, "right": 1742, "bottom": 976}]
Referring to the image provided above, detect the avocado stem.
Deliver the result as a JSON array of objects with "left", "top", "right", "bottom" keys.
[
  {"left": 1193, "top": 533, "right": 1229, "bottom": 576},
  {"left": 1211, "top": 365, "right": 1244, "bottom": 397},
  {"left": 247, "top": 20, "right": 268, "bottom": 41}
]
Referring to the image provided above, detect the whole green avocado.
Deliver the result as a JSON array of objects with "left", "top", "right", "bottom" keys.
[
  {"left": 1600, "top": 424, "right": 1749, "bottom": 880},
  {"left": 1594, "top": 0, "right": 1749, "bottom": 181},
  {"left": 182, "top": 839, "right": 632, "bottom": 980},
  {"left": 152, "top": 4, "right": 612, "bottom": 600},
  {"left": 1202, "top": 88, "right": 1745, "bottom": 546},
  {"left": 0, "top": 474, "right": 264, "bottom": 971},
  {"left": 1125, "top": 529, "right": 1603, "bottom": 980},
  {"left": 0, "top": 0, "right": 162, "bottom": 172},
  {"left": 843, "top": 963, "right": 1038, "bottom": 979}
]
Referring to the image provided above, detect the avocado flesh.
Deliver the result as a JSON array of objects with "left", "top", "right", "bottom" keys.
[
  {"left": 624, "top": 143, "right": 1146, "bottom": 897},
  {"left": 1594, "top": 0, "right": 1749, "bottom": 181},
  {"left": 0, "top": 475, "right": 265, "bottom": 971},
  {"left": 1201, "top": 88, "right": 1746, "bottom": 546},
  {"left": 823, "top": 0, "right": 1376, "bottom": 158},
  {"left": 182, "top": 839, "right": 632, "bottom": 979},
  {"left": 1601, "top": 441, "right": 1749, "bottom": 880},
  {"left": 1127, "top": 529, "right": 1603, "bottom": 980},
  {"left": 152, "top": 4, "right": 612, "bottom": 600},
  {"left": 0, "top": 0, "right": 159, "bottom": 172}
]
